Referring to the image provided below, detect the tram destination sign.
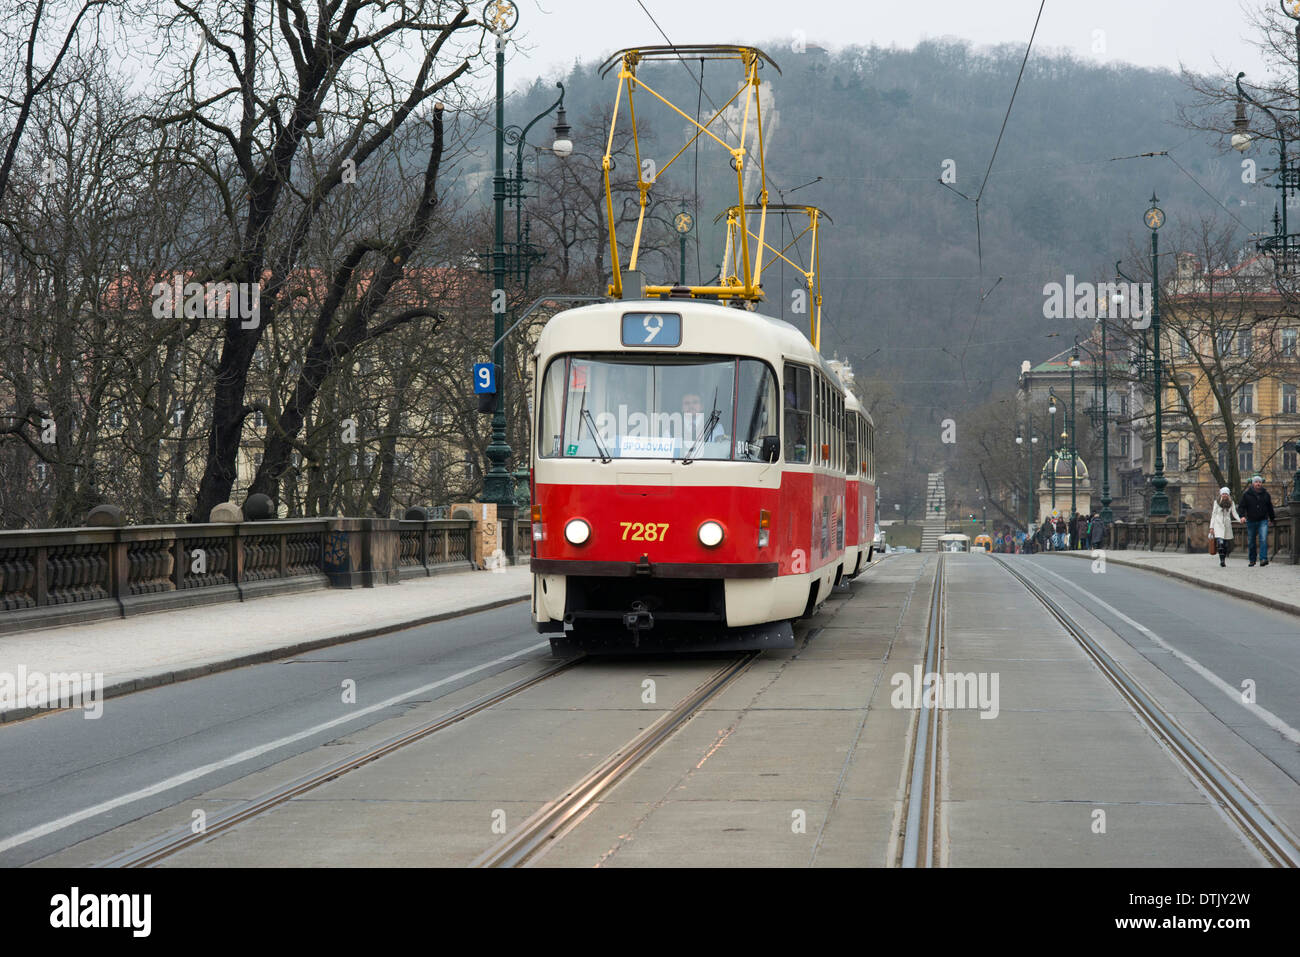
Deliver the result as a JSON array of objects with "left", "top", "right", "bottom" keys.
[{"left": 621, "top": 312, "right": 681, "bottom": 347}]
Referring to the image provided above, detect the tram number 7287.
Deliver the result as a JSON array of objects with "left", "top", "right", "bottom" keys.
[{"left": 621, "top": 522, "right": 670, "bottom": 541}]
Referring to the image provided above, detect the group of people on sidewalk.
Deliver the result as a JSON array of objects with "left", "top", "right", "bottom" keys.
[
  {"left": 1033, "top": 510, "right": 1105, "bottom": 553},
  {"left": 1209, "top": 475, "right": 1278, "bottom": 567}
]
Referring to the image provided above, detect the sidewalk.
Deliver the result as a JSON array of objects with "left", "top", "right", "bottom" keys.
[
  {"left": 0, "top": 566, "right": 532, "bottom": 722},
  {"left": 1053, "top": 548, "right": 1300, "bottom": 617}
]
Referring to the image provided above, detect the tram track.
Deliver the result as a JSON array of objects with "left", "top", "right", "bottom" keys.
[
  {"left": 895, "top": 554, "right": 946, "bottom": 868},
  {"left": 100, "top": 654, "right": 582, "bottom": 868},
  {"left": 472, "top": 651, "right": 760, "bottom": 867},
  {"left": 994, "top": 555, "right": 1300, "bottom": 868}
]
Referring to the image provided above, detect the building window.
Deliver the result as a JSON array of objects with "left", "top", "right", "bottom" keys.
[
  {"left": 1217, "top": 329, "right": 1233, "bottom": 356},
  {"left": 1218, "top": 443, "right": 1229, "bottom": 472},
  {"left": 1237, "top": 331, "right": 1252, "bottom": 357},
  {"left": 1283, "top": 328, "right": 1298, "bottom": 357},
  {"left": 1238, "top": 443, "right": 1254, "bottom": 473},
  {"left": 1284, "top": 383, "right": 1298, "bottom": 415},
  {"left": 1237, "top": 385, "right": 1253, "bottom": 414},
  {"left": 1284, "top": 442, "right": 1297, "bottom": 473},
  {"left": 254, "top": 410, "right": 266, "bottom": 429},
  {"left": 1178, "top": 335, "right": 1192, "bottom": 357},
  {"left": 1119, "top": 431, "right": 1131, "bottom": 457},
  {"left": 1164, "top": 441, "right": 1180, "bottom": 471},
  {"left": 172, "top": 403, "right": 185, "bottom": 426}
]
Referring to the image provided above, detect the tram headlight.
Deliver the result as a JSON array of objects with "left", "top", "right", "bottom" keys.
[
  {"left": 564, "top": 518, "right": 591, "bottom": 546},
  {"left": 698, "top": 521, "right": 724, "bottom": 548}
]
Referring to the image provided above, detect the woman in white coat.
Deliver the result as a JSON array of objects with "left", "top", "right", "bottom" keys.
[{"left": 1210, "top": 486, "right": 1241, "bottom": 567}]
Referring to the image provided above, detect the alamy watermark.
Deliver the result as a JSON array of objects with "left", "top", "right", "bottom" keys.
[
  {"left": 0, "top": 667, "right": 104, "bottom": 718},
  {"left": 151, "top": 274, "right": 260, "bottom": 328},
  {"left": 890, "top": 665, "right": 999, "bottom": 719},
  {"left": 1043, "top": 276, "right": 1151, "bottom": 328}
]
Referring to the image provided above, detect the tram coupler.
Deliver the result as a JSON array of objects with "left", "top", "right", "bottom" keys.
[{"left": 623, "top": 601, "right": 655, "bottom": 646}]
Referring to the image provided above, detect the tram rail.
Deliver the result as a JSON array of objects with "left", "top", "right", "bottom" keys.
[
  {"left": 895, "top": 554, "right": 946, "bottom": 868},
  {"left": 472, "top": 651, "right": 760, "bottom": 867},
  {"left": 100, "top": 655, "right": 582, "bottom": 867},
  {"left": 994, "top": 555, "right": 1300, "bottom": 868}
]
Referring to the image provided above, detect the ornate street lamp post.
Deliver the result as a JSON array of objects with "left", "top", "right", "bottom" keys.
[
  {"left": 1144, "top": 194, "right": 1171, "bottom": 516},
  {"left": 1015, "top": 426, "right": 1039, "bottom": 535},
  {"left": 1069, "top": 341, "right": 1081, "bottom": 515},
  {"left": 482, "top": 0, "right": 572, "bottom": 505},
  {"left": 1048, "top": 392, "right": 1059, "bottom": 509}
]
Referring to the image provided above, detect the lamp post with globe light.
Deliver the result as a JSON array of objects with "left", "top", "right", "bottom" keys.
[
  {"left": 482, "top": 0, "right": 573, "bottom": 506},
  {"left": 1069, "top": 340, "right": 1082, "bottom": 516},
  {"left": 1015, "top": 425, "right": 1039, "bottom": 537},
  {"left": 1048, "top": 392, "right": 1060, "bottom": 510}
]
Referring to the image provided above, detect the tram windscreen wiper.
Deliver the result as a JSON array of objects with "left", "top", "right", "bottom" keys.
[
  {"left": 581, "top": 408, "right": 612, "bottom": 463},
  {"left": 683, "top": 390, "right": 721, "bottom": 464}
]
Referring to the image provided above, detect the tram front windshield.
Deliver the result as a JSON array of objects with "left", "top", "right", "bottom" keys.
[{"left": 538, "top": 354, "right": 778, "bottom": 461}]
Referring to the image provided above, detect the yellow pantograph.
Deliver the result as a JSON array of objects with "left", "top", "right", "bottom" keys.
[
  {"left": 717, "top": 203, "right": 830, "bottom": 351},
  {"left": 598, "top": 45, "right": 779, "bottom": 303}
]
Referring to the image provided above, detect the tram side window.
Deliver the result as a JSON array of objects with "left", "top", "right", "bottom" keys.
[
  {"left": 538, "top": 357, "right": 566, "bottom": 458},
  {"left": 783, "top": 363, "right": 811, "bottom": 463},
  {"left": 836, "top": 394, "right": 844, "bottom": 470},
  {"left": 846, "top": 412, "right": 858, "bottom": 476},
  {"left": 867, "top": 421, "right": 875, "bottom": 481},
  {"left": 818, "top": 376, "right": 828, "bottom": 463}
]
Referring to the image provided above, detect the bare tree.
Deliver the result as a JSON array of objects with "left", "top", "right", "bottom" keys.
[{"left": 140, "top": 0, "right": 480, "bottom": 519}]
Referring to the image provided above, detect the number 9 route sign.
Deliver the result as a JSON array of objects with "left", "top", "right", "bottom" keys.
[
  {"left": 620, "top": 312, "right": 682, "bottom": 347},
  {"left": 473, "top": 362, "right": 496, "bottom": 394}
]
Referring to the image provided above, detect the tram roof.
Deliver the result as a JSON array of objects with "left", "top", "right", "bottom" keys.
[{"left": 535, "top": 298, "right": 862, "bottom": 399}]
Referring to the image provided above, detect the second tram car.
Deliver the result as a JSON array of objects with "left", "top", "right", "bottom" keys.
[{"left": 528, "top": 299, "right": 876, "bottom": 653}]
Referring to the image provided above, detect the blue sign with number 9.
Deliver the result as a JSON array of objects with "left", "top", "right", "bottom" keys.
[
  {"left": 473, "top": 362, "right": 496, "bottom": 394},
  {"left": 621, "top": 312, "right": 682, "bottom": 347}
]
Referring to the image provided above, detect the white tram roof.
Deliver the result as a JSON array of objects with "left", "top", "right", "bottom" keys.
[{"left": 535, "top": 299, "right": 874, "bottom": 425}]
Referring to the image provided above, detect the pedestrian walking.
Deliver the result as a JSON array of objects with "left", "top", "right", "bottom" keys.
[
  {"left": 1040, "top": 518, "right": 1054, "bottom": 551},
  {"left": 1074, "top": 512, "right": 1088, "bottom": 551},
  {"left": 1237, "top": 475, "right": 1277, "bottom": 567},
  {"left": 1089, "top": 512, "right": 1105, "bottom": 549},
  {"left": 1209, "top": 486, "right": 1241, "bottom": 568},
  {"left": 1054, "top": 515, "right": 1067, "bottom": 551}
]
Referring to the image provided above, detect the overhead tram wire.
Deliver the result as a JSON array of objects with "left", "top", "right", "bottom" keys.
[{"left": 933, "top": 0, "right": 1046, "bottom": 377}]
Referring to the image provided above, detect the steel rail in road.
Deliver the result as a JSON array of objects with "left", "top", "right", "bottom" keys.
[
  {"left": 994, "top": 556, "right": 1300, "bottom": 868},
  {"left": 898, "top": 554, "right": 946, "bottom": 868},
  {"left": 472, "top": 652, "right": 761, "bottom": 868},
  {"left": 100, "top": 655, "right": 582, "bottom": 868}
]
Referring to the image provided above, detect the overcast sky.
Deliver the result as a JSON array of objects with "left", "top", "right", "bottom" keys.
[{"left": 490, "top": 0, "right": 1269, "bottom": 90}]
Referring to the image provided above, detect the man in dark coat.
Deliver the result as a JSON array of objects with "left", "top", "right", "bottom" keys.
[
  {"left": 1238, "top": 475, "right": 1277, "bottom": 566},
  {"left": 1089, "top": 512, "right": 1105, "bottom": 549}
]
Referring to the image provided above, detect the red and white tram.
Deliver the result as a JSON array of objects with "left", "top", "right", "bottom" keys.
[{"left": 528, "top": 299, "right": 876, "bottom": 653}]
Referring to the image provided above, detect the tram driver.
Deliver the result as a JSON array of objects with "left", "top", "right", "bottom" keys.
[{"left": 679, "top": 392, "right": 728, "bottom": 446}]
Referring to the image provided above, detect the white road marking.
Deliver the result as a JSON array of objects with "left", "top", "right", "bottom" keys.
[
  {"left": 0, "top": 641, "right": 550, "bottom": 855},
  {"left": 1033, "top": 562, "right": 1300, "bottom": 746}
]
